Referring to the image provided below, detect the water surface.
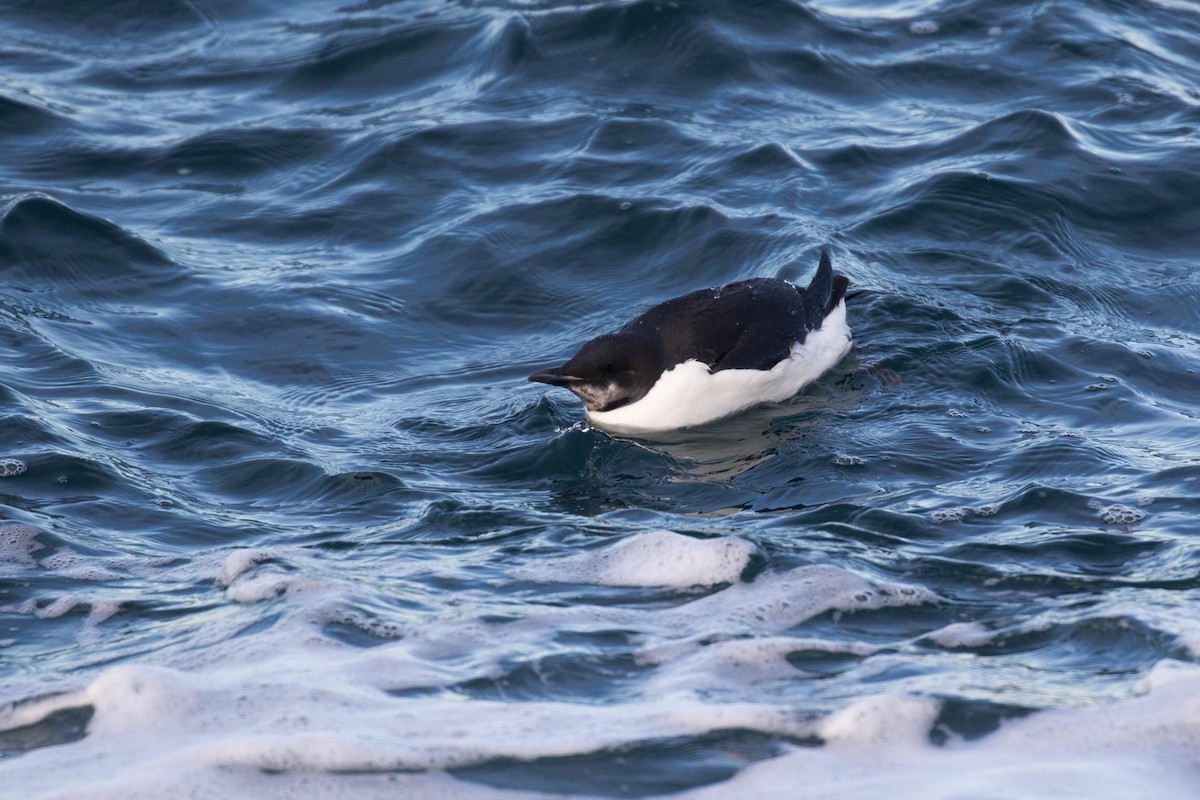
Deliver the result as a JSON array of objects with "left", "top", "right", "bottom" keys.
[{"left": 2, "top": 0, "right": 1200, "bottom": 797}]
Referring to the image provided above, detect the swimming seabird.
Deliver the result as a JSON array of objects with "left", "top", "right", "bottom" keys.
[{"left": 528, "top": 249, "right": 852, "bottom": 434}]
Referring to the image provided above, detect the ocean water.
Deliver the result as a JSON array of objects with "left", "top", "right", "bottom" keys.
[{"left": 2, "top": 0, "right": 1199, "bottom": 796}]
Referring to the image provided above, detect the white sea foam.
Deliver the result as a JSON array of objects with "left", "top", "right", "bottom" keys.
[
  {"left": 0, "top": 522, "right": 42, "bottom": 572},
  {"left": 8, "top": 645, "right": 1200, "bottom": 800},
  {"left": 3, "top": 649, "right": 810, "bottom": 798},
  {"left": 38, "top": 551, "right": 125, "bottom": 582},
  {"left": 682, "top": 666, "right": 1200, "bottom": 799},
  {"left": 930, "top": 506, "right": 968, "bottom": 523},
  {"left": 642, "top": 635, "right": 878, "bottom": 696},
  {"left": 1096, "top": 503, "right": 1147, "bottom": 525},
  {"left": 664, "top": 563, "right": 937, "bottom": 634},
  {"left": 818, "top": 693, "right": 942, "bottom": 747},
  {"left": 35, "top": 596, "right": 79, "bottom": 619},
  {"left": 216, "top": 547, "right": 276, "bottom": 586},
  {"left": 2, "top": 534, "right": 1198, "bottom": 800},
  {"left": 514, "top": 529, "right": 757, "bottom": 588},
  {"left": 923, "top": 621, "right": 995, "bottom": 648}
]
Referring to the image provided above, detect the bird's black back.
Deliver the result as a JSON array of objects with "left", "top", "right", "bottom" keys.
[{"left": 622, "top": 250, "right": 848, "bottom": 373}]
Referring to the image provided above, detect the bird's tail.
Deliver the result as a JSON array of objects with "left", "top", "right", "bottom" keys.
[{"left": 801, "top": 248, "right": 850, "bottom": 329}]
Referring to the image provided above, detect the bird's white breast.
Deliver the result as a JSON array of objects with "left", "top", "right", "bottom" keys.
[{"left": 588, "top": 301, "right": 852, "bottom": 434}]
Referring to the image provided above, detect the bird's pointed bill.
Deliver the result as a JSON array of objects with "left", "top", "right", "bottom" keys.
[{"left": 528, "top": 368, "right": 584, "bottom": 387}]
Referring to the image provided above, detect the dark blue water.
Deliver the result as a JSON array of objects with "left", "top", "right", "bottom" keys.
[{"left": 3, "top": 1, "right": 1200, "bottom": 797}]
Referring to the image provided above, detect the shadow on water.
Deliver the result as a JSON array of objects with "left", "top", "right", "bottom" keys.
[
  {"left": 486, "top": 359, "right": 880, "bottom": 518},
  {"left": 612, "top": 363, "right": 871, "bottom": 484}
]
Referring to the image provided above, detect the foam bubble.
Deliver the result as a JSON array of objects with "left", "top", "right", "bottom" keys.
[
  {"left": 1097, "top": 504, "right": 1146, "bottom": 525},
  {"left": 667, "top": 564, "right": 936, "bottom": 634},
  {"left": 216, "top": 548, "right": 274, "bottom": 587},
  {"left": 40, "top": 551, "right": 125, "bottom": 581},
  {"left": 0, "top": 688, "right": 91, "bottom": 731},
  {"left": 0, "top": 458, "right": 26, "bottom": 477},
  {"left": 1177, "top": 630, "right": 1200, "bottom": 659},
  {"left": 224, "top": 574, "right": 291, "bottom": 603},
  {"left": 2, "top": 598, "right": 37, "bottom": 615},
  {"left": 818, "top": 693, "right": 941, "bottom": 748},
  {"left": 36, "top": 596, "right": 79, "bottom": 619},
  {"left": 516, "top": 530, "right": 757, "bottom": 588},
  {"left": 0, "top": 522, "right": 42, "bottom": 568},
  {"left": 85, "top": 664, "right": 201, "bottom": 735},
  {"left": 681, "top": 660, "right": 1200, "bottom": 799},
  {"left": 85, "top": 601, "right": 121, "bottom": 627},
  {"left": 910, "top": 20, "right": 939, "bottom": 35},
  {"left": 923, "top": 621, "right": 994, "bottom": 649},
  {"left": 930, "top": 507, "right": 967, "bottom": 523},
  {"left": 644, "top": 636, "right": 877, "bottom": 696}
]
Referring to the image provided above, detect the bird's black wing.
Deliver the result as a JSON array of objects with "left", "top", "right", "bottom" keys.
[
  {"left": 707, "top": 279, "right": 807, "bottom": 371},
  {"left": 623, "top": 251, "right": 849, "bottom": 374},
  {"left": 711, "top": 251, "right": 850, "bottom": 372}
]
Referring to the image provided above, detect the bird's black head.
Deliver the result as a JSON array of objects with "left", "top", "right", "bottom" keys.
[{"left": 528, "top": 331, "right": 663, "bottom": 413}]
